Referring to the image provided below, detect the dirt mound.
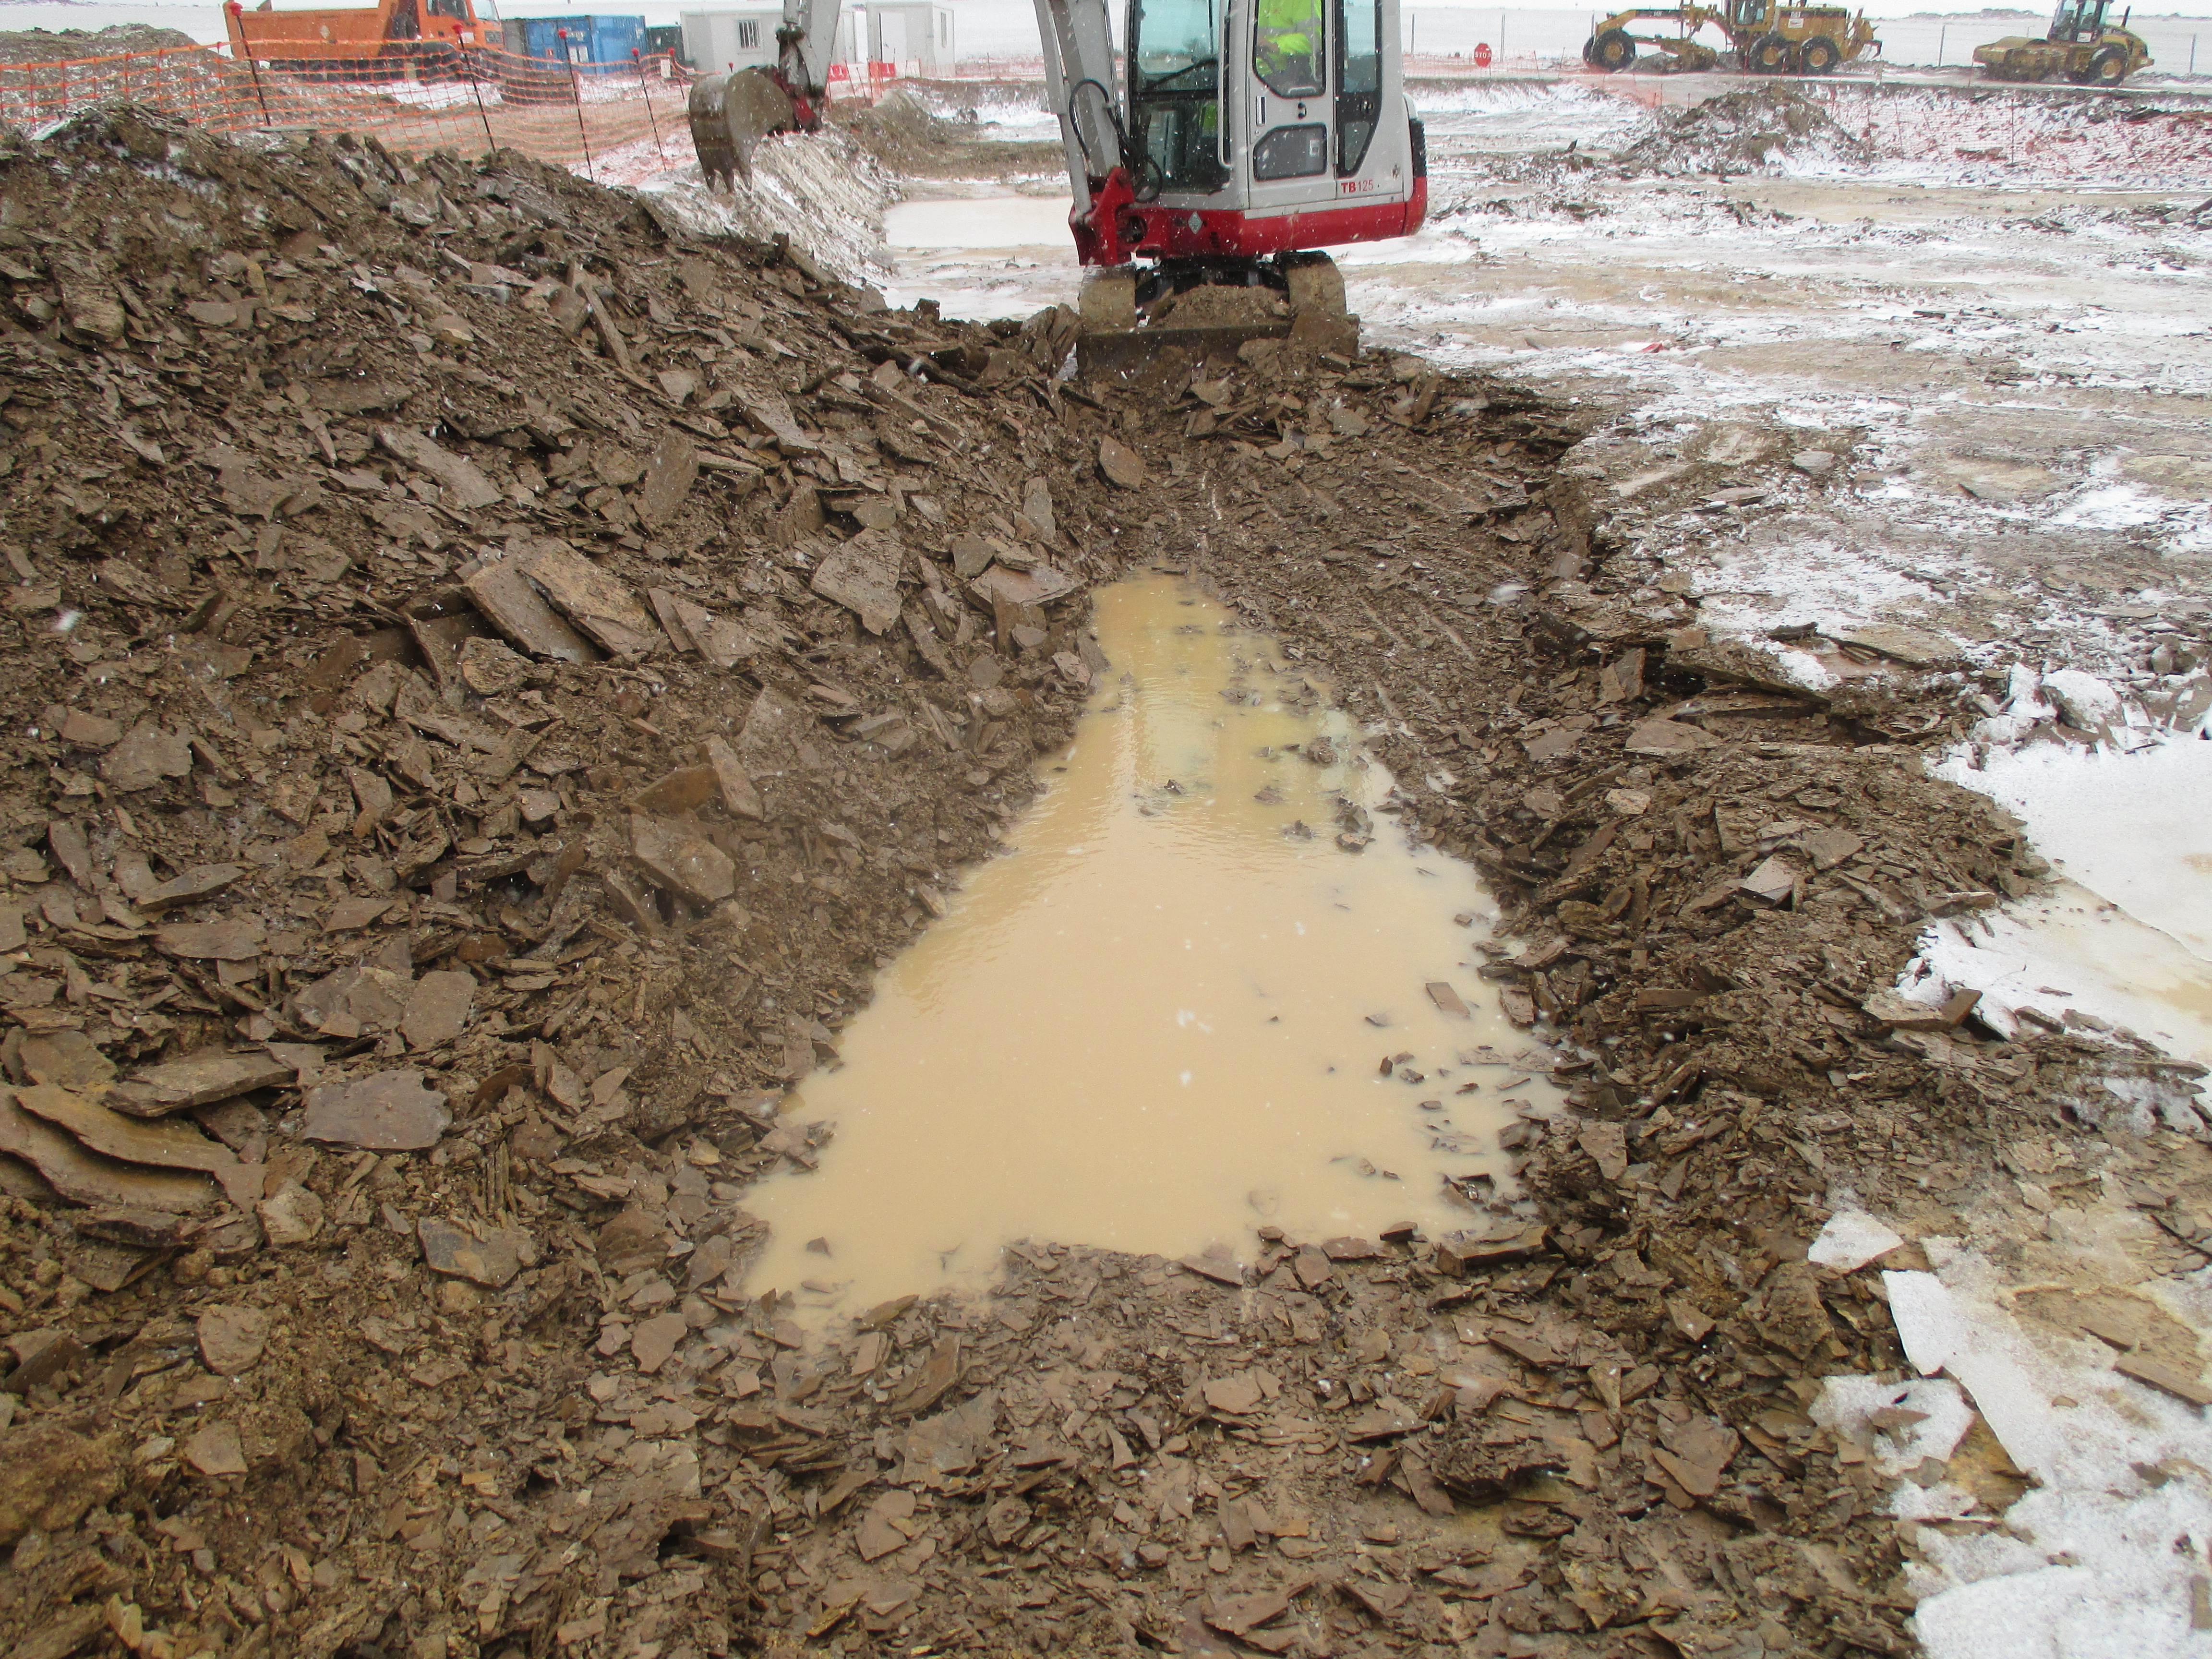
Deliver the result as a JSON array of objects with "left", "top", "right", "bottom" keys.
[
  {"left": 0, "top": 24, "right": 197, "bottom": 65},
  {"left": 0, "top": 102, "right": 1117, "bottom": 1659},
  {"left": 1615, "top": 84, "right": 1875, "bottom": 177},
  {"left": 830, "top": 87, "right": 1063, "bottom": 180}
]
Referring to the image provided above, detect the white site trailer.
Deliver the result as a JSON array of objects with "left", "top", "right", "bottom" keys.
[
  {"left": 860, "top": 2, "right": 954, "bottom": 76},
  {"left": 679, "top": 3, "right": 951, "bottom": 78},
  {"left": 678, "top": 10, "right": 782, "bottom": 73}
]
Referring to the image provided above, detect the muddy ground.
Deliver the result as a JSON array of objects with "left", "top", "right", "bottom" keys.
[{"left": 0, "top": 101, "right": 2207, "bottom": 1659}]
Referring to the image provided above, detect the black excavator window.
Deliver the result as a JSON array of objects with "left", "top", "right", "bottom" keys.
[
  {"left": 1254, "top": 123, "right": 1327, "bottom": 179},
  {"left": 1333, "top": 0, "right": 1380, "bottom": 174},
  {"left": 1130, "top": 0, "right": 1230, "bottom": 192}
]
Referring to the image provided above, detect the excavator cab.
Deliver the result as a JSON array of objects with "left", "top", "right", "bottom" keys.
[
  {"left": 1129, "top": 0, "right": 1231, "bottom": 194},
  {"left": 1036, "top": 0, "right": 1426, "bottom": 367}
]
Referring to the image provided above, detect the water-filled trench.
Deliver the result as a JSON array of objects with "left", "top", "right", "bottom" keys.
[{"left": 742, "top": 576, "right": 1556, "bottom": 1312}]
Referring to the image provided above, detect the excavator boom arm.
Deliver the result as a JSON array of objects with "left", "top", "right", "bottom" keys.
[
  {"left": 779, "top": 0, "right": 842, "bottom": 99},
  {"left": 1034, "top": 0, "right": 1126, "bottom": 223}
]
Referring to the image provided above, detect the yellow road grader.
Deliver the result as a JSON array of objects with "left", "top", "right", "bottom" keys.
[{"left": 1583, "top": 0, "right": 1879, "bottom": 74}]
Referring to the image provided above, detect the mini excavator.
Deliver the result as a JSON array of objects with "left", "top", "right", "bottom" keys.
[{"left": 1034, "top": 0, "right": 1428, "bottom": 367}]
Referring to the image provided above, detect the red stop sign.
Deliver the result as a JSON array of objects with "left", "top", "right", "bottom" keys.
[{"left": 1474, "top": 42, "right": 1493, "bottom": 66}]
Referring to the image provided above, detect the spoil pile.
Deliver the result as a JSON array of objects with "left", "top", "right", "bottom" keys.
[
  {"left": 1613, "top": 84, "right": 1875, "bottom": 178},
  {"left": 0, "top": 26, "right": 198, "bottom": 65},
  {"left": 0, "top": 105, "right": 1118, "bottom": 1658}
]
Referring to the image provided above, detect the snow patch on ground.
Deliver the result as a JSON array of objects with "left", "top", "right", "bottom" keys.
[
  {"left": 1692, "top": 531, "right": 1953, "bottom": 640},
  {"left": 1900, "top": 733, "right": 2212, "bottom": 1070},
  {"left": 909, "top": 83, "right": 1060, "bottom": 141},
  {"left": 1807, "top": 1209, "right": 1905, "bottom": 1271},
  {"left": 1904, "top": 886, "right": 2212, "bottom": 1070},
  {"left": 1940, "top": 737, "right": 2212, "bottom": 964},
  {"left": 1827, "top": 1248, "right": 2212, "bottom": 1659},
  {"left": 1413, "top": 79, "right": 1653, "bottom": 150}
]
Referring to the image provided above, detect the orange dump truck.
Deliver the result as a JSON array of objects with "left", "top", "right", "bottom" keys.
[{"left": 221, "top": 0, "right": 505, "bottom": 73}]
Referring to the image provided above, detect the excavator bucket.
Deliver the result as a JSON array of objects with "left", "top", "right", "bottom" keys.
[
  {"left": 686, "top": 0, "right": 840, "bottom": 189},
  {"left": 687, "top": 68, "right": 799, "bottom": 191}
]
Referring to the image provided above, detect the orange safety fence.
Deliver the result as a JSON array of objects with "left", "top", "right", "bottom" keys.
[{"left": 0, "top": 39, "right": 902, "bottom": 177}]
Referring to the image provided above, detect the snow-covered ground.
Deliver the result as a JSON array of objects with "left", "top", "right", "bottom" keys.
[
  {"left": 1812, "top": 1210, "right": 2212, "bottom": 1659},
  {"left": 874, "top": 83, "right": 2212, "bottom": 661}
]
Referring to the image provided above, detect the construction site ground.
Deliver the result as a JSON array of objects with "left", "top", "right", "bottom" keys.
[{"left": 0, "top": 72, "right": 2208, "bottom": 1659}]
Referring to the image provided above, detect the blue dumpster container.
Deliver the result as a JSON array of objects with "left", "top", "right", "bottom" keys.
[{"left": 516, "top": 14, "right": 648, "bottom": 74}]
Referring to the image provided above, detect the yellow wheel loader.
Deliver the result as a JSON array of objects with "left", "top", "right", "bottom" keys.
[{"left": 1973, "top": 0, "right": 2151, "bottom": 85}]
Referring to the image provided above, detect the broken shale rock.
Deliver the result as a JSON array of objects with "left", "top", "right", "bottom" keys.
[
  {"left": 417, "top": 1215, "right": 533, "bottom": 1287},
  {"left": 301, "top": 1069, "right": 449, "bottom": 1151},
  {"left": 113, "top": 1049, "right": 294, "bottom": 1117},
  {"left": 195, "top": 1304, "right": 270, "bottom": 1375},
  {"left": 0, "top": 1426, "right": 121, "bottom": 1546},
  {"left": 630, "top": 812, "right": 737, "bottom": 906},
  {"left": 520, "top": 540, "right": 658, "bottom": 656},
  {"left": 810, "top": 528, "right": 904, "bottom": 635}
]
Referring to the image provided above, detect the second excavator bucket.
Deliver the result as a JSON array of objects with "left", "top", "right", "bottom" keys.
[{"left": 687, "top": 68, "right": 800, "bottom": 191}]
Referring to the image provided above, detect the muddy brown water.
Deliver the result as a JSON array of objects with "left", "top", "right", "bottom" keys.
[{"left": 743, "top": 576, "right": 1554, "bottom": 1312}]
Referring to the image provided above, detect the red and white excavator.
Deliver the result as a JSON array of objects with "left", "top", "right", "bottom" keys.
[{"left": 1034, "top": 0, "right": 1426, "bottom": 362}]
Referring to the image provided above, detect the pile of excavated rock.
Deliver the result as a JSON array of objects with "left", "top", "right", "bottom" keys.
[{"left": 0, "top": 105, "right": 1130, "bottom": 1659}]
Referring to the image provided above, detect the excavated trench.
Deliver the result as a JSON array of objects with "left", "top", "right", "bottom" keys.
[
  {"left": 743, "top": 576, "right": 1546, "bottom": 1315},
  {"left": 12, "top": 102, "right": 2193, "bottom": 1659}
]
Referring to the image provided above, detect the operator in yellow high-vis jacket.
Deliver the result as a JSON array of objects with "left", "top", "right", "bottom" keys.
[{"left": 1255, "top": 0, "right": 1324, "bottom": 92}]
